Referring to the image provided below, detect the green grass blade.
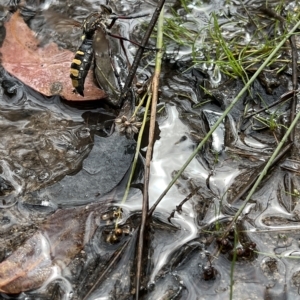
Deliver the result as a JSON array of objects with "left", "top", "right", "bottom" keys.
[{"left": 149, "top": 18, "right": 300, "bottom": 216}]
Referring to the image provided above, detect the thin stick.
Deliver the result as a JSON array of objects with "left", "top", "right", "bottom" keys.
[
  {"left": 135, "top": 7, "right": 164, "bottom": 299},
  {"left": 244, "top": 90, "right": 296, "bottom": 119},
  {"left": 230, "top": 142, "right": 292, "bottom": 204},
  {"left": 83, "top": 238, "right": 131, "bottom": 300},
  {"left": 215, "top": 115, "right": 298, "bottom": 266},
  {"left": 260, "top": 6, "right": 298, "bottom": 142},
  {"left": 288, "top": 34, "right": 298, "bottom": 142},
  {"left": 229, "top": 107, "right": 300, "bottom": 227},
  {"left": 119, "top": 92, "right": 152, "bottom": 208},
  {"left": 121, "top": 0, "right": 166, "bottom": 99}
]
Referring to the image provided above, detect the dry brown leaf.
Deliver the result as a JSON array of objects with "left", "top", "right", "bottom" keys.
[
  {"left": 1, "top": 11, "right": 106, "bottom": 101},
  {"left": 0, "top": 233, "right": 55, "bottom": 294},
  {"left": 0, "top": 204, "right": 104, "bottom": 294}
]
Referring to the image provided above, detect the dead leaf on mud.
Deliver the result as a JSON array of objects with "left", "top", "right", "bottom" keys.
[
  {"left": 1, "top": 11, "right": 106, "bottom": 101},
  {"left": 0, "top": 204, "right": 105, "bottom": 294},
  {"left": 0, "top": 233, "right": 55, "bottom": 294}
]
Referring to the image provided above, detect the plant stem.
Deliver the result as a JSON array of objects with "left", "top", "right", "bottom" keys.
[
  {"left": 148, "top": 18, "right": 300, "bottom": 217},
  {"left": 232, "top": 100, "right": 300, "bottom": 223},
  {"left": 136, "top": 6, "right": 165, "bottom": 299}
]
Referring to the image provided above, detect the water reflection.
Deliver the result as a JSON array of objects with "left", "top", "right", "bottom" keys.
[{"left": 0, "top": 0, "right": 300, "bottom": 299}]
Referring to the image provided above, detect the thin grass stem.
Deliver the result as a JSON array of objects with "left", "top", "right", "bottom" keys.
[{"left": 148, "top": 18, "right": 300, "bottom": 217}]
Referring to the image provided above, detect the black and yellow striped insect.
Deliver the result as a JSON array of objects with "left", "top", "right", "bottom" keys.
[
  {"left": 70, "top": 5, "right": 112, "bottom": 97},
  {"left": 70, "top": 5, "right": 147, "bottom": 105}
]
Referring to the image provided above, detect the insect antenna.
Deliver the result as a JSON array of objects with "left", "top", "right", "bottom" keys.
[{"left": 107, "top": 31, "right": 156, "bottom": 50}]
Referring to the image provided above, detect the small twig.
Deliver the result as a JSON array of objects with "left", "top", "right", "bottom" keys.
[
  {"left": 168, "top": 185, "right": 201, "bottom": 223},
  {"left": 118, "top": 88, "right": 152, "bottom": 209},
  {"left": 244, "top": 90, "right": 296, "bottom": 119},
  {"left": 121, "top": 0, "right": 166, "bottom": 100},
  {"left": 260, "top": 6, "right": 298, "bottom": 142},
  {"left": 232, "top": 8, "right": 298, "bottom": 206},
  {"left": 217, "top": 108, "right": 300, "bottom": 259},
  {"left": 230, "top": 142, "right": 293, "bottom": 204},
  {"left": 135, "top": 7, "right": 164, "bottom": 299},
  {"left": 259, "top": 6, "right": 286, "bottom": 23},
  {"left": 288, "top": 34, "right": 298, "bottom": 142},
  {"left": 83, "top": 236, "right": 133, "bottom": 300}
]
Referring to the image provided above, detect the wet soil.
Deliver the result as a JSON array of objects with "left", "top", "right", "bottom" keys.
[{"left": 0, "top": 0, "right": 300, "bottom": 299}]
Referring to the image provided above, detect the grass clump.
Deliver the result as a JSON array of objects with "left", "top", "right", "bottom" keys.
[{"left": 160, "top": 1, "right": 300, "bottom": 84}]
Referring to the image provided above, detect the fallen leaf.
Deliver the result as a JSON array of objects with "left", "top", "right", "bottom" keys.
[
  {"left": 1, "top": 11, "right": 106, "bottom": 101},
  {"left": 0, "top": 203, "right": 105, "bottom": 294},
  {"left": 0, "top": 233, "right": 55, "bottom": 294}
]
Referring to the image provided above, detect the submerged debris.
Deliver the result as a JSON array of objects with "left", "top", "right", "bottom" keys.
[{"left": 115, "top": 115, "right": 142, "bottom": 136}]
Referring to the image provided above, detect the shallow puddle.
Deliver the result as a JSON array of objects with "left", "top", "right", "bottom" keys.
[{"left": 0, "top": 0, "right": 300, "bottom": 299}]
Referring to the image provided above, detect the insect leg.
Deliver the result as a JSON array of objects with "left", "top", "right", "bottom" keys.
[
  {"left": 106, "top": 12, "right": 149, "bottom": 30},
  {"left": 107, "top": 31, "right": 156, "bottom": 50}
]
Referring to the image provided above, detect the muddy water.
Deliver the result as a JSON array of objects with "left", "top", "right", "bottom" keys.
[{"left": 0, "top": 0, "right": 300, "bottom": 299}]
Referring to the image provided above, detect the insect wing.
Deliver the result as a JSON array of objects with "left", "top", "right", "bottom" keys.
[{"left": 93, "top": 30, "right": 124, "bottom": 106}]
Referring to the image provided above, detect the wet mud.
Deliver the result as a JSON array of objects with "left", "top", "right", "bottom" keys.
[{"left": 0, "top": 0, "right": 300, "bottom": 299}]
